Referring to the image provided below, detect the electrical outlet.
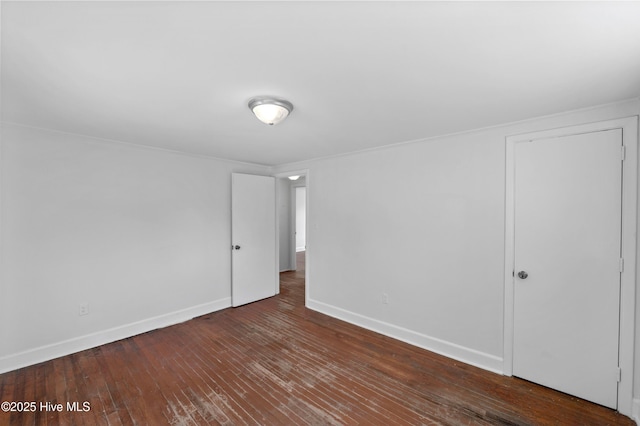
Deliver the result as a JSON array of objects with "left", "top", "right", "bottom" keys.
[
  {"left": 382, "top": 293, "right": 389, "bottom": 304},
  {"left": 79, "top": 302, "right": 89, "bottom": 316}
]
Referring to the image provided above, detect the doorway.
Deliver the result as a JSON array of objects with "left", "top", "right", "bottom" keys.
[{"left": 276, "top": 172, "right": 308, "bottom": 306}]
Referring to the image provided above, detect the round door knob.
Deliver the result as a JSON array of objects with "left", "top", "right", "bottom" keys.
[
  {"left": 234, "top": 245, "right": 241, "bottom": 250},
  {"left": 517, "top": 271, "right": 528, "bottom": 279}
]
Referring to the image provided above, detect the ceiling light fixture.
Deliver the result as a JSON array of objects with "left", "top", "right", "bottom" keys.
[
  {"left": 248, "top": 97, "right": 294, "bottom": 126},
  {"left": 288, "top": 175, "right": 300, "bottom": 181}
]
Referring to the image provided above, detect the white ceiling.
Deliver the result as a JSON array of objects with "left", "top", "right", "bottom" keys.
[{"left": 2, "top": 1, "right": 640, "bottom": 166}]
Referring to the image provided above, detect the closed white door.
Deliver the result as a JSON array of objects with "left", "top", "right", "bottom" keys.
[
  {"left": 231, "top": 173, "right": 277, "bottom": 307},
  {"left": 513, "top": 129, "right": 622, "bottom": 409}
]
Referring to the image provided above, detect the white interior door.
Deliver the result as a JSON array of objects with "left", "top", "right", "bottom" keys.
[
  {"left": 231, "top": 173, "right": 277, "bottom": 307},
  {"left": 513, "top": 129, "right": 622, "bottom": 409}
]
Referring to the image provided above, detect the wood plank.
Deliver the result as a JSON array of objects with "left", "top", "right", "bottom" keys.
[{"left": 0, "top": 252, "right": 634, "bottom": 425}]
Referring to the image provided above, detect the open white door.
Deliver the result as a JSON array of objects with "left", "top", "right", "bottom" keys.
[
  {"left": 512, "top": 129, "right": 622, "bottom": 408},
  {"left": 231, "top": 173, "right": 277, "bottom": 307}
]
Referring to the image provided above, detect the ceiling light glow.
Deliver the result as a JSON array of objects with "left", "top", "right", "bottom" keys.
[{"left": 248, "top": 97, "right": 294, "bottom": 125}]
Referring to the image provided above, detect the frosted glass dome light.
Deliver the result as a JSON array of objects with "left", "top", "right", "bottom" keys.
[{"left": 248, "top": 97, "right": 294, "bottom": 126}]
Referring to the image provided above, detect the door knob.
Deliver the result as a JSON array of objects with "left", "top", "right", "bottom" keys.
[
  {"left": 517, "top": 271, "right": 528, "bottom": 279},
  {"left": 233, "top": 245, "right": 241, "bottom": 250}
]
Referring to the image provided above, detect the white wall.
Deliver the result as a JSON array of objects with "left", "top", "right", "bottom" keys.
[
  {"left": 295, "top": 186, "right": 306, "bottom": 251},
  {"left": 273, "top": 98, "right": 640, "bottom": 379},
  {"left": 304, "top": 127, "right": 506, "bottom": 368},
  {"left": 0, "top": 123, "right": 268, "bottom": 372}
]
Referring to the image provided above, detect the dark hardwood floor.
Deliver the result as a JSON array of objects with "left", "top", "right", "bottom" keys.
[{"left": 0, "top": 251, "right": 633, "bottom": 425}]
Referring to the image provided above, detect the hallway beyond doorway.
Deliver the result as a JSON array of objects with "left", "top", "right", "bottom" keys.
[{"left": 280, "top": 251, "right": 305, "bottom": 305}]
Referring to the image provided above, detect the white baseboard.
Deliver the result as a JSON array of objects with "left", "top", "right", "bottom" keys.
[
  {"left": 307, "top": 298, "right": 504, "bottom": 375},
  {"left": 632, "top": 398, "right": 640, "bottom": 424},
  {"left": 0, "top": 297, "right": 231, "bottom": 374}
]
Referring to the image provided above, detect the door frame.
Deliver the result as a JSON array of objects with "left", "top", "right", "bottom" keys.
[{"left": 503, "top": 117, "right": 638, "bottom": 415}]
